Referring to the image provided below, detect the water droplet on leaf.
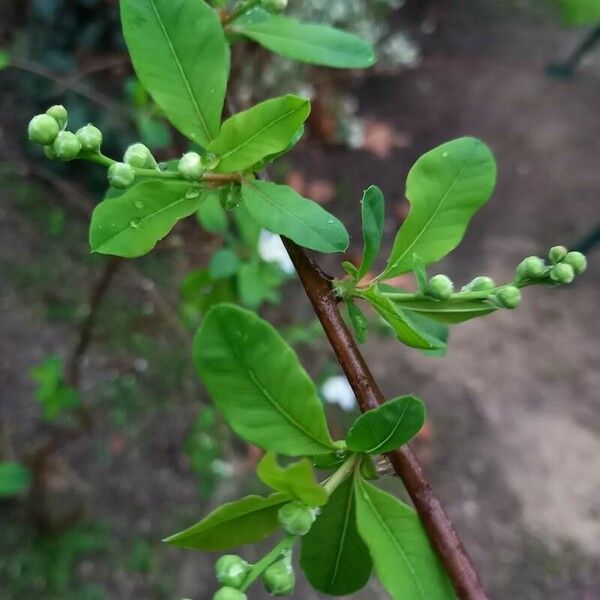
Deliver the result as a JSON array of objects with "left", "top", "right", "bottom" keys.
[
  {"left": 134, "top": 200, "right": 144, "bottom": 209},
  {"left": 130, "top": 218, "right": 141, "bottom": 229}
]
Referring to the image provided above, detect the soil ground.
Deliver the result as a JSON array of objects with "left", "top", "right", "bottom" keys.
[{"left": 1, "top": 1, "right": 599, "bottom": 599}]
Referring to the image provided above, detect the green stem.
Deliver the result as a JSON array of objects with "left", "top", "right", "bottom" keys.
[
  {"left": 223, "top": 0, "right": 263, "bottom": 25},
  {"left": 322, "top": 455, "right": 359, "bottom": 495},
  {"left": 240, "top": 534, "right": 297, "bottom": 592}
]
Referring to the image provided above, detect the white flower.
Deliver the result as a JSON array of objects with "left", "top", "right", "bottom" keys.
[
  {"left": 258, "top": 230, "right": 295, "bottom": 274},
  {"left": 321, "top": 376, "right": 356, "bottom": 412}
]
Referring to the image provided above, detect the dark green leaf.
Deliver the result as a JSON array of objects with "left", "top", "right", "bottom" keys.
[
  {"left": 392, "top": 297, "right": 497, "bottom": 324},
  {"left": 90, "top": 181, "right": 197, "bottom": 258},
  {"left": 164, "top": 493, "right": 289, "bottom": 550},
  {"left": 357, "top": 186, "right": 385, "bottom": 278},
  {"left": 209, "top": 95, "right": 310, "bottom": 173},
  {"left": 232, "top": 11, "right": 376, "bottom": 68},
  {"left": 120, "top": 0, "right": 230, "bottom": 145},
  {"left": 355, "top": 478, "right": 457, "bottom": 600},
  {"left": 0, "top": 462, "right": 32, "bottom": 497},
  {"left": 347, "top": 299, "right": 368, "bottom": 344},
  {"left": 361, "top": 286, "right": 446, "bottom": 350},
  {"left": 196, "top": 190, "right": 228, "bottom": 233},
  {"left": 241, "top": 180, "right": 349, "bottom": 254},
  {"left": 193, "top": 304, "right": 336, "bottom": 455},
  {"left": 381, "top": 138, "right": 496, "bottom": 279},
  {"left": 257, "top": 452, "right": 327, "bottom": 506},
  {"left": 346, "top": 396, "right": 425, "bottom": 454},
  {"left": 301, "top": 473, "right": 372, "bottom": 595}
]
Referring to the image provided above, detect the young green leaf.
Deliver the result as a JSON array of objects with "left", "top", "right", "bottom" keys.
[
  {"left": 361, "top": 286, "right": 446, "bottom": 350},
  {"left": 412, "top": 255, "right": 428, "bottom": 294},
  {"left": 347, "top": 299, "right": 368, "bottom": 343},
  {"left": 357, "top": 186, "right": 385, "bottom": 279},
  {"left": 241, "top": 180, "right": 349, "bottom": 253},
  {"left": 208, "top": 95, "right": 310, "bottom": 173},
  {"left": 300, "top": 474, "right": 372, "bottom": 596},
  {"left": 391, "top": 297, "right": 497, "bottom": 324},
  {"left": 193, "top": 304, "right": 336, "bottom": 455},
  {"left": 346, "top": 396, "right": 425, "bottom": 454},
  {"left": 257, "top": 452, "right": 328, "bottom": 506},
  {"left": 164, "top": 493, "right": 289, "bottom": 550},
  {"left": 0, "top": 462, "right": 32, "bottom": 497},
  {"left": 90, "top": 181, "right": 198, "bottom": 258},
  {"left": 120, "top": 0, "right": 230, "bottom": 146},
  {"left": 232, "top": 11, "right": 376, "bottom": 69},
  {"left": 354, "top": 478, "right": 457, "bottom": 600},
  {"left": 196, "top": 190, "right": 228, "bottom": 233},
  {"left": 380, "top": 138, "right": 496, "bottom": 280}
]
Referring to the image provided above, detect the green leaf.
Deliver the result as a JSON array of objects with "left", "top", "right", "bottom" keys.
[
  {"left": 354, "top": 478, "right": 457, "bottom": 600},
  {"left": 164, "top": 492, "right": 289, "bottom": 550},
  {"left": 392, "top": 297, "right": 497, "bottom": 324},
  {"left": 120, "top": 0, "right": 230, "bottom": 146},
  {"left": 208, "top": 95, "right": 310, "bottom": 173},
  {"left": 30, "top": 356, "right": 81, "bottom": 421},
  {"left": 209, "top": 249, "right": 241, "bottom": 279},
  {"left": 196, "top": 190, "right": 228, "bottom": 233},
  {"left": 193, "top": 304, "right": 336, "bottom": 455},
  {"left": 232, "top": 11, "right": 376, "bottom": 69},
  {"left": 357, "top": 186, "right": 385, "bottom": 278},
  {"left": 241, "top": 180, "right": 349, "bottom": 253},
  {"left": 0, "top": 462, "right": 32, "bottom": 497},
  {"left": 361, "top": 286, "right": 446, "bottom": 350},
  {"left": 0, "top": 50, "right": 10, "bottom": 70},
  {"left": 381, "top": 138, "right": 496, "bottom": 279},
  {"left": 301, "top": 473, "right": 372, "bottom": 596},
  {"left": 257, "top": 452, "right": 328, "bottom": 506},
  {"left": 347, "top": 299, "right": 368, "bottom": 344},
  {"left": 560, "top": 0, "right": 600, "bottom": 25},
  {"left": 346, "top": 396, "right": 425, "bottom": 454},
  {"left": 413, "top": 255, "right": 428, "bottom": 294},
  {"left": 90, "top": 180, "right": 198, "bottom": 257},
  {"left": 404, "top": 311, "right": 449, "bottom": 358}
]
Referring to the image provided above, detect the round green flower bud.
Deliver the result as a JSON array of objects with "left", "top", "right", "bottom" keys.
[
  {"left": 563, "top": 251, "right": 587, "bottom": 275},
  {"left": 262, "top": 0, "right": 288, "bottom": 13},
  {"left": 263, "top": 554, "right": 295, "bottom": 596},
  {"left": 277, "top": 501, "right": 315, "bottom": 536},
  {"left": 44, "top": 145, "right": 57, "bottom": 160},
  {"left": 178, "top": 152, "right": 204, "bottom": 181},
  {"left": 550, "top": 262, "right": 575, "bottom": 284},
  {"left": 46, "top": 105, "right": 68, "bottom": 130},
  {"left": 495, "top": 286, "right": 521, "bottom": 309},
  {"left": 215, "top": 555, "right": 250, "bottom": 589},
  {"left": 28, "top": 114, "right": 60, "bottom": 145},
  {"left": 51, "top": 131, "right": 82, "bottom": 161},
  {"left": 463, "top": 276, "right": 495, "bottom": 292},
  {"left": 124, "top": 143, "right": 156, "bottom": 169},
  {"left": 76, "top": 124, "right": 103, "bottom": 153},
  {"left": 212, "top": 587, "right": 247, "bottom": 600},
  {"left": 548, "top": 245, "right": 568, "bottom": 264},
  {"left": 425, "top": 274, "right": 454, "bottom": 300},
  {"left": 516, "top": 256, "right": 546, "bottom": 280},
  {"left": 108, "top": 162, "right": 135, "bottom": 189}
]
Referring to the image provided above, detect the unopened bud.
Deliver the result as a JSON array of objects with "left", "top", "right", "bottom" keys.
[
  {"left": 463, "top": 276, "right": 495, "bottom": 292},
  {"left": 548, "top": 245, "right": 568, "bottom": 264},
  {"left": 550, "top": 262, "right": 575, "bottom": 284},
  {"left": 178, "top": 152, "right": 204, "bottom": 181},
  {"left": 108, "top": 162, "right": 135, "bottom": 189},
  {"left": 76, "top": 124, "right": 103, "bottom": 153},
  {"left": 425, "top": 274, "right": 453, "bottom": 300},
  {"left": 124, "top": 143, "right": 157, "bottom": 169},
  {"left": 52, "top": 131, "right": 82, "bottom": 161},
  {"left": 215, "top": 555, "right": 250, "bottom": 589},
  {"left": 262, "top": 0, "right": 288, "bottom": 13},
  {"left": 212, "top": 587, "right": 247, "bottom": 600},
  {"left": 278, "top": 501, "right": 315, "bottom": 536},
  {"left": 46, "top": 105, "right": 68, "bottom": 130},
  {"left": 516, "top": 256, "right": 546, "bottom": 280},
  {"left": 495, "top": 286, "right": 521, "bottom": 309},
  {"left": 28, "top": 114, "right": 60, "bottom": 146},
  {"left": 563, "top": 251, "right": 587, "bottom": 275},
  {"left": 263, "top": 552, "right": 295, "bottom": 596}
]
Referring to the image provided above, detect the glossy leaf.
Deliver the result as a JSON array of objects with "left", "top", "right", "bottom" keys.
[
  {"left": 392, "top": 297, "right": 497, "bottom": 324},
  {"left": 257, "top": 452, "right": 327, "bottom": 506},
  {"left": 120, "top": 0, "right": 229, "bottom": 145},
  {"left": 196, "top": 190, "right": 228, "bottom": 233},
  {"left": 209, "top": 95, "right": 310, "bottom": 173},
  {"left": 357, "top": 186, "right": 385, "bottom": 279},
  {"left": 193, "top": 304, "right": 336, "bottom": 455},
  {"left": 381, "top": 138, "right": 496, "bottom": 279},
  {"left": 241, "top": 180, "right": 349, "bottom": 253},
  {"left": 413, "top": 255, "right": 428, "bottom": 294},
  {"left": 0, "top": 462, "right": 32, "bottom": 497},
  {"left": 347, "top": 299, "right": 368, "bottom": 344},
  {"left": 361, "top": 286, "right": 446, "bottom": 350},
  {"left": 404, "top": 311, "right": 449, "bottom": 358},
  {"left": 232, "top": 11, "right": 376, "bottom": 69},
  {"left": 90, "top": 181, "right": 197, "bottom": 258},
  {"left": 355, "top": 478, "right": 457, "bottom": 600},
  {"left": 346, "top": 396, "right": 425, "bottom": 454},
  {"left": 301, "top": 474, "right": 372, "bottom": 596},
  {"left": 164, "top": 493, "right": 289, "bottom": 550}
]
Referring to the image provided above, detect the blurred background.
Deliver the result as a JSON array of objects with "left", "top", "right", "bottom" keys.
[{"left": 0, "top": 0, "right": 599, "bottom": 598}]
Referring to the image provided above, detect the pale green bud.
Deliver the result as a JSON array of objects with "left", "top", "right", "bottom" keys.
[
  {"left": 52, "top": 131, "right": 82, "bottom": 161},
  {"left": 215, "top": 555, "right": 250, "bottom": 589},
  {"left": 124, "top": 143, "right": 156, "bottom": 169},
  {"left": 108, "top": 162, "right": 135, "bottom": 189},
  {"left": 550, "top": 262, "right": 575, "bottom": 284},
  {"left": 463, "top": 276, "right": 495, "bottom": 292},
  {"left": 516, "top": 256, "right": 546, "bottom": 280},
  {"left": 262, "top": 0, "right": 288, "bottom": 13},
  {"left": 263, "top": 552, "right": 295, "bottom": 596},
  {"left": 548, "top": 245, "right": 568, "bottom": 264},
  {"left": 46, "top": 105, "right": 68, "bottom": 130},
  {"left": 425, "top": 274, "right": 454, "bottom": 300},
  {"left": 76, "top": 124, "right": 103, "bottom": 153},
  {"left": 495, "top": 286, "right": 521, "bottom": 309},
  {"left": 28, "top": 114, "right": 60, "bottom": 145},
  {"left": 212, "top": 587, "right": 247, "bottom": 600},
  {"left": 178, "top": 152, "right": 204, "bottom": 181},
  {"left": 278, "top": 501, "right": 315, "bottom": 536},
  {"left": 563, "top": 251, "right": 587, "bottom": 275}
]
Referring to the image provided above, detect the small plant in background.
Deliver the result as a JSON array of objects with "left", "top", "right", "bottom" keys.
[{"left": 23, "top": 0, "right": 588, "bottom": 598}]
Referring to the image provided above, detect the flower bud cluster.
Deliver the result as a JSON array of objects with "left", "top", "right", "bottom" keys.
[{"left": 515, "top": 247, "right": 586, "bottom": 286}]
